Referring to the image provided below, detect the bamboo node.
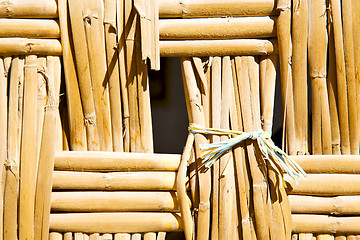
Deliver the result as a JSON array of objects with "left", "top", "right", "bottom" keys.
[
  {"left": 84, "top": 115, "right": 97, "bottom": 126},
  {"left": 4, "top": 159, "right": 19, "bottom": 178}
]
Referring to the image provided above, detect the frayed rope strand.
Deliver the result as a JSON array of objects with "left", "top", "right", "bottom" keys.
[{"left": 189, "top": 123, "right": 306, "bottom": 183}]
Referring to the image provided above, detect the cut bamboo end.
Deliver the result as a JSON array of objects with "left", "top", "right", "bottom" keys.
[
  {"left": 0, "top": 19, "right": 60, "bottom": 38},
  {"left": 159, "top": 16, "right": 276, "bottom": 40},
  {"left": 0, "top": 38, "right": 61, "bottom": 56},
  {"left": 161, "top": 39, "right": 277, "bottom": 57},
  {"left": 49, "top": 213, "right": 182, "bottom": 233},
  {"left": 158, "top": 0, "right": 277, "bottom": 18},
  {"left": 51, "top": 191, "right": 187, "bottom": 212},
  {"left": 54, "top": 151, "right": 180, "bottom": 171},
  {"left": 52, "top": 171, "right": 184, "bottom": 191},
  {"left": 286, "top": 174, "right": 360, "bottom": 195},
  {"left": 292, "top": 214, "right": 360, "bottom": 234},
  {"left": 0, "top": 0, "right": 58, "bottom": 18},
  {"left": 289, "top": 195, "right": 360, "bottom": 215}
]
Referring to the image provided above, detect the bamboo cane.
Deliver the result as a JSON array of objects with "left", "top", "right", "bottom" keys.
[
  {"left": 158, "top": 0, "right": 277, "bottom": 18},
  {"left": 89, "top": 233, "right": 100, "bottom": 240},
  {"left": 157, "top": 232, "right": 166, "bottom": 240},
  {"left": 159, "top": 17, "right": 276, "bottom": 40},
  {"left": 68, "top": 0, "right": 100, "bottom": 150},
  {"left": 102, "top": 233, "right": 113, "bottom": 240},
  {"left": 341, "top": 0, "right": 358, "bottom": 155},
  {"left": 298, "top": 233, "right": 314, "bottom": 240},
  {"left": 18, "top": 55, "right": 38, "bottom": 240},
  {"left": 50, "top": 213, "right": 182, "bottom": 233},
  {"left": 36, "top": 57, "right": 47, "bottom": 161},
  {"left": 317, "top": 235, "right": 333, "bottom": 240},
  {"left": 83, "top": 0, "right": 112, "bottom": 151},
  {"left": 150, "top": 0, "right": 160, "bottom": 70},
  {"left": 51, "top": 56, "right": 62, "bottom": 151},
  {"left": 104, "top": 0, "right": 123, "bottom": 152},
  {"left": 52, "top": 171, "right": 181, "bottom": 190},
  {"left": 75, "top": 233, "right": 83, "bottom": 240},
  {"left": 50, "top": 232, "right": 63, "bottom": 240},
  {"left": 58, "top": 0, "right": 87, "bottom": 151},
  {"left": 0, "top": 19, "right": 59, "bottom": 38},
  {"left": 131, "top": 234, "right": 140, "bottom": 240},
  {"left": 51, "top": 191, "right": 184, "bottom": 212},
  {"left": 330, "top": 0, "right": 350, "bottom": 154},
  {"left": 181, "top": 57, "right": 211, "bottom": 240},
  {"left": 0, "top": 38, "right": 61, "bottom": 56},
  {"left": 0, "top": 0, "right": 58, "bottom": 18},
  {"left": 335, "top": 236, "right": 346, "bottom": 240},
  {"left": 64, "top": 232, "right": 73, "bottom": 240},
  {"left": 160, "top": 39, "right": 277, "bottom": 57},
  {"left": 114, "top": 233, "right": 130, "bottom": 240}
]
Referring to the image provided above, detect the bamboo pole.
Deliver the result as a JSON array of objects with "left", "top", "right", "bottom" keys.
[
  {"left": 150, "top": 0, "right": 160, "bottom": 70},
  {"left": 181, "top": 57, "right": 211, "bottom": 240},
  {"left": 89, "top": 233, "right": 100, "bottom": 240},
  {"left": 58, "top": 0, "right": 87, "bottom": 151},
  {"left": 54, "top": 151, "right": 180, "bottom": 171},
  {"left": 104, "top": 0, "right": 123, "bottom": 152},
  {"left": 0, "top": 19, "right": 59, "bottom": 38},
  {"left": 0, "top": 38, "right": 61, "bottom": 56},
  {"left": 292, "top": 214, "right": 360, "bottom": 234},
  {"left": 159, "top": 17, "right": 276, "bottom": 40},
  {"left": 50, "top": 232, "right": 63, "bottom": 240},
  {"left": 52, "top": 171, "right": 181, "bottom": 191},
  {"left": 83, "top": 0, "right": 112, "bottom": 151},
  {"left": 50, "top": 213, "right": 182, "bottom": 233},
  {"left": 102, "top": 233, "right": 113, "bottom": 240},
  {"left": 144, "top": 233, "right": 156, "bottom": 240},
  {"left": 51, "top": 191, "right": 184, "bottom": 212},
  {"left": 289, "top": 195, "right": 360, "bottom": 215},
  {"left": 157, "top": 232, "right": 166, "bottom": 240},
  {"left": 330, "top": 0, "right": 350, "bottom": 154},
  {"left": 64, "top": 232, "right": 73, "bottom": 240},
  {"left": 131, "top": 234, "right": 140, "bottom": 240},
  {"left": 18, "top": 55, "right": 38, "bottom": 240},
  {"left": 68, "top": 0, "right": 100, "bottom": 150},
  {"left": 158, "top": 0, "right": 277, "bottom": 18},
  {"left": 114, "top": 233, "right": 130, "bottom": 240},
  {"left": 342, "top": 0, "right": 358, "bottom": 155},
  {"left": 286, "top": 174, "right": 360, "bottom": 195},
  {"left": 0, "top": 57, "right": 6, "bottom": 240},
  {"left": 0, "top": 0, "right": 58, "bottom": 18},
  {"left": 36, "top": 57, "right": 47, "bottom": 161},
  {"left": 160, "top": 39, "right": 277, "bottom": 57}
]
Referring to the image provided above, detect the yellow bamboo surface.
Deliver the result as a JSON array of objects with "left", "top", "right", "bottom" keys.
[
  {"left": 0, "top": 19, "right": 60, "bottom": 38},
  {"left": 0, "top": 38, "right": 61, "bottom": 55},
  {"left": 49, "top": 213, "right": 182, "bottom": 233},
  {"left": 0, "top": 0, "right": 58, "bottom": 18}
]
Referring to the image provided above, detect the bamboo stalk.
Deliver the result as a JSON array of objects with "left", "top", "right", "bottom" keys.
[
  {"left": 75, "top": 233, "right": 83, "bottom": 240},
  {"left": 104, "top": 0, "right": 123, "bottom": 152},
  {"left": 299, "top": 233, "right": 314, "bottom": 240},
  {"left": 64, "top": 232, "right": 73, "bottom": 240},
  {"left": 159, "top": 17, "right": 276, "bottom": 40},
  {"left": 50, "top": 213, "right": 182, "bottom": 233},
  {"left": 36, "top": 57, "right": 47, "bottom": 161},
  {"left": 58, "top": 0, "right": 87, "bottom": 151},
  {"left": 84, "top": 0, "right": 112, "bottom": 151},
  {"left": 289, "top": 195, "right": 360, "bottom": 215},
  {"left": 18, "top": 55, "right": 38, "bottom": 240},
  {"left": 54, "top": 151, "right": 180, "bottom": 171},
  {"left": 150, "top": 0, "right": 160, "bottom": 70},
  {"left": 0, "top": 19, "right": 59, "bottom": 38},
  {"left": 292, "top": 214, "right": 360, "bottom": 234},
  {"left": 160, "top": 39, "right": 277, "bottom": 57},
  {"left": 286, "top": 174, "right": 360, "bottom": 195},
  {"left": 342, "top": 0, "right": 358, "bottom": 155},
  {"left": 131, "top": 234, "right": 141, "bottom": 240},
  {"left": 0, "top": 38, "right": 61, "bottom": 56},
  {"left": 0, "top": 0, "right": 58, "bottom": 18},
  {"left": 52, "top": 171, "right": 181, "bottom": 191},
  {"left": 114, "top": 233, "right": 131, "bottom": 240},
  {"left": 50, "top": 232, "right": 63, "bottom": 240},
  {"left": 51, "top": 191, "right": 184, "bottom": 212},
  {"left": 68, "top": 0, "right": 100, "bottom": 150},
  {"left": 158, "top": 0, "right": 277, "bottom": 18},
  {"left": 89, "top": 233, "right": 100, "bottom": 240},
  {"left": 102, "top": 233, "right": 113, "bottom": 240},
  {"left": 0, "top": 57, "right": 6, "bottom": 240},
  {"left": 330, "top": 0, "right": 350, "bottom": 154},
  {"left": 157, "top": 232, "right": 166, "bottom": 240}
]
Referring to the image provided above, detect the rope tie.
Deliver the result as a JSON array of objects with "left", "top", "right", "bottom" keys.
[{"left": 189, "top": 123, "right": 306, "bottom": 183}]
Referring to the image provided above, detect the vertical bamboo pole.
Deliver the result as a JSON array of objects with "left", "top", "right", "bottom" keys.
[
  {"left": 104, "top": 0, "right": 123, "bottom": 152},
  {"left": 181, "top": 57, "right": 211, "bottom": 240},
  {"left": 83, "top": 0, "right": 113, "bottom": 151},
  {"left": 144, "top": 233, "right": 156, "bottom": 240},
  {"left": 50, "top": 232, "right": 63, "bottom": 240},
  {"left": 18, "top": 54, "right": 38, "bottom": 240},
  {"left": 58, "top": 0, "right": 87, "bottom": 151},
  {"left": 89, "top": 233, "right": 100, "bottom": 240},
  {"left": 352, "top": 0, "right": 360, "bottom": 149},
  {"left": 131, "top": 233, "right": 141, "bottom": 240},
  {"left": 342, "top": 0, "right": 358, "bottom": 155},
  {"left": 330, "top": 0, "right": 350, "bottom": 154},
  {"left": 157, "top": 232, "right": 166, "bottom": 240},
  {"left": 75, "top": 233, "right": 84, "bottom": 240},
  {"left": 36, "top": 57, "right": 47, "bottom": 159},
  {"left": 68, "top": 0, "right": 100, "bottom": 151},
  {"left": 64, "top": 232, "right": 73, "bottom": 240},
  {"left": 114, "top": 233, "right": 131, "bottom": 240}
]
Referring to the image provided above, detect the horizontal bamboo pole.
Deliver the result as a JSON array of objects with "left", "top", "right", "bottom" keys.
[
  {"left": 54, "top": 151, "right": 180, "bottom": 171},
  {"left": 50, "top": 213, "right": 182, "bottom": 233},
  {"left": 289, "top": 195, "right": 360, "bottom": 215},
  {"left": 0, "top": 38, "right": 61, "bottom": 55},
  {"left": 0, "top": 0, "right": 58, "bottom": 18},
  {"left": 160, "top": 39, "right": 277, "bottom": 57},
  {"left": 158, "top": 0, "right": 277, "bottom": 18},
  {"left": 52, "top": 171, "right": 183, "bottom": 190},
  {"left": 290, "top": 155, "right": 360, "bottom": 173},
  {"left": 286, "top": 174, "right": 360, "bottom": 195},
  {"left": 0, "top": 19, "right": 60, "bottom": 38},
  {"left": 292, "top": 214, "right": 360, "bottom": 234},
  {"left": 159, "top": 16, "right": 276, "bottom": 39},
  {"left": 51, "top": 191, "right": 187, "bottom": 212}
]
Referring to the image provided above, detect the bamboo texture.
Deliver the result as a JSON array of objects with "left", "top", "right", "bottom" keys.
[{"left": 0, "top": 0, "right": 58, "bottom": 18}]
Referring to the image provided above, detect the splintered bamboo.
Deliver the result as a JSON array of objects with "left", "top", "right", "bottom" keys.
[
  {"left": 49, "top": 213, "right": 182, "bottom": 233},
  {"left": 19, "top": 55, "right": 38, "bottom": 240},
  {"left": 58, "top": 0, "right": 86, "bottom": 151},
  {"left": 54, "top": 151, "right": 180, "bottom": 171},
  {"left": 68, "top": 0, "right": 99, "bottom": 150},
  {"left": 0, "top": 38, "right": 61, "bottom": 56},
  {"left": 52, "top": 171, "right": 181, "bottom": 191},
  {"left": 159, "top": 17, "right": 276, "bottom": 40},
  {"left": 0, "top": 57, "right": 6, "bottom": 240},
  {"left": 161, "top": 39, "right": 277, "bottom": 57},
  {"left": 0, "top": 19, "right": 60, "bottom": 38},
  {"left": 104, "top": 0, "right": 123, "bottom": 152},
  {"left": 0, "top": 0, "right": 58, "bottom": 18},
  {"left": 51, "top": 191, "right": 184, "bottom": 212},
  {"left": 308, "top": 0, "right": 331, "bottom": 154},
  {"left": 158, "top": 0, "right": 277, "bottom": 18}
]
